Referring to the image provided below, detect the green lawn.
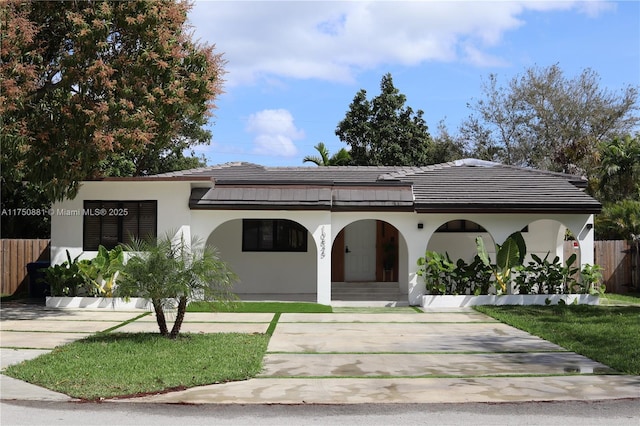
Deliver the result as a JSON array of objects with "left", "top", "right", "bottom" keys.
[
  {"left": 600, "top": 292, "right": 640, "bottom": 305},
  {"left": 475, "top": 304, "right": 640, "bottom": 375},
  {"left": 3, "top": 332, "right": 269, "bottom": 400},
  {"left": 187, "top": 300, "right": 333, "bottom": 313},
  {"left": 3, "top": 300, "right": 331, "bottom": 400}
]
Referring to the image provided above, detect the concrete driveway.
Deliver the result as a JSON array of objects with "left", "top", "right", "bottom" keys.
[{"left": 1, "top": 304, "right": 638, "bottom": 404}]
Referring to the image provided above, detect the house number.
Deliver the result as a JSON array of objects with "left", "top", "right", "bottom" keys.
[{"left": 320, "top": 226, "right": 326, "bottom": 259}]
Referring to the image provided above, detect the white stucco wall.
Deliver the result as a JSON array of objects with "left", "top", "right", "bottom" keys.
[
  {"left": 50, "top": 180, "right": 193, "bottom": 265},
  {"left": 49, "top": 179, "right": 596, "bottom": 305},
  {"left": 205, "top": 218, "right": 317, "bottom": 296},
  {"left": 192, "top": 209, "right": 332, "bottom": 303}
]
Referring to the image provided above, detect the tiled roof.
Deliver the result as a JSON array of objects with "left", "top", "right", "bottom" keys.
[
  {"left": 145, "top": 162, "right": 402, "bottom": 183},
  {"left": 402, "top": 163, "right": 600, "bottom": 213},
  {"left": 105, "top": 159, "right": 601, "bottom": 213}
]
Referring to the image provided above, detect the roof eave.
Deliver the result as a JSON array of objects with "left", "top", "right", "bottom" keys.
[
  {"left": 415, "top": 204, "right": 602, "bottom": 215},
  {"left": 189, "top": 202, "right": 331, "bottom": 211},
  {"left": 100, "top": 176, "right": 211, "bottom": 182}
]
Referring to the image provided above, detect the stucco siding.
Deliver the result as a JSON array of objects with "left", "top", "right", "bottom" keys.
[
  {"left": 50, "top": 181, "right": 192, "bottom": 265},
  {"left": 48, "top": 174, "right": 596, "bottom": 304},
  {"left": 206, "top": 218, "right": 317, "bottom": 295}
]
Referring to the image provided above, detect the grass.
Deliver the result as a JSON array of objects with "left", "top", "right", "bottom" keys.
[
  {"left": 187, "top": 300, "right": 333, "bottom": 313},
  {"left": 3, "top": 332, "right": 269, "bottom": 400},
  {"left": 475, "top": 304, "right": 640, "bottom": 375},
  {"left": 332, "top": 306, "right": 421, "bottom": 313},
  {"left": 600, "top": 292, "right": 640, "bottom": 305}
]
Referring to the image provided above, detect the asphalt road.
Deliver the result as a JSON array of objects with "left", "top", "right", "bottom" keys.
[{"left": 1, "top": 399, "right": 639, "bottom": 426}]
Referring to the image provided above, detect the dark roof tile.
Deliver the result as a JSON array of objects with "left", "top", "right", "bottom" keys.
[{"left": 135, "top": 159, "right": 599, "bottom": 213}]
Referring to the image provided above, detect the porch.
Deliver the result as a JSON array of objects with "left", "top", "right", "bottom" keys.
[{"left": 234, "top": 282, "right": 406, "bottom": 307}]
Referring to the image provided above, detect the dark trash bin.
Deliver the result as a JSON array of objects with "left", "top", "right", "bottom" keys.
[{"left": 27, "top": 261, "right": 50, "bottom": 298}]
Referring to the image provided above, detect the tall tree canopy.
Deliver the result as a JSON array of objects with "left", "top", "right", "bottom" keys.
[
  {"left": 335, "top": 73, "right": 435, "bottom": 166},
  {"left": 461, "top": 64, "right": 638, "bottom": 176},
  {"left": 597, "top": 134, "right": 640, "bottom": 203},
  {"left": 1, "top": 0, "right": 225, "bottom": 203}
]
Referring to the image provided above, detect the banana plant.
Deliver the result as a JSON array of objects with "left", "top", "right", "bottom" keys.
[
  {"left": 416, "top": 250, "right": 457, "bottom": 295},
  {"left": 77, "top": 245, "right": 125, "bottom": 297},
  {"left": 476, "top": 232, "right": 526, "bottom": 294}
]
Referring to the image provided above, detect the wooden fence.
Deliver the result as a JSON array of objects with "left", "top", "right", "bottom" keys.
[
  {"left": 594, "top": 240, "right": 634, "bottom": 294},
  {"left": 0, "top": 239, "right": 50, "bottom": 296}
]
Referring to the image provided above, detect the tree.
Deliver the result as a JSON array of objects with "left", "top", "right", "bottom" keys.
[
  {"left": 597, "top": 135, "right": 640, "bottom": 203},
  {"left": 1, "top": 0, "right": 225, "bottom": 205},
  {"left": 429, "top": 120, "right": 467, "bottom": 164},
  {"left": 461, "top": 64, "right": 639, "bottom": 175},
  {"left": 335, "top": 73, "right": 435, "bottom": 166},
  {"left": 118, "top": 232, "right": 237, "bottom": 339},
  {"left": 302, "top": 142, "right": 351, "bottom": 166}
]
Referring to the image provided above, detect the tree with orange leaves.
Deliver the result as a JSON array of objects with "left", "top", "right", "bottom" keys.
[{"left": 1, "top": 0, "right": 225, "bottom": 236}]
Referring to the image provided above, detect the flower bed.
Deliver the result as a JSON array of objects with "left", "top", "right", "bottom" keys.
[{"left": 416, "top": 232, "right": 605, "bottom": 304}]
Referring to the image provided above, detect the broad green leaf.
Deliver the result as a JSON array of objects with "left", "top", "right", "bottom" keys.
[
  {"left": 476, "top": 236, "right": 491, "bottom": 266},
  {"left": 496, "top": 237, "right": 520, "bottom": 271}
]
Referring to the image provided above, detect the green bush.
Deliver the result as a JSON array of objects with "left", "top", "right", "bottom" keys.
[
  {"left": 417, "top": 251, "right": 492, "bottom": 295},
  {"left": 42, "top": 250, "right": 85, "bottom": 296},
  {"left": 43, "top": 246, "right": 126, "bottom": 297},
  {"left": 514, "top": 253, "right": 579, "bottom": 295}
]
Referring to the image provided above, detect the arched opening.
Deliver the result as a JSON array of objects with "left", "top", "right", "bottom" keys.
[
  {"left": 523, "top": 219, "right": 578, "bottom": 264},
  {"left": 206, "top": 218, "right": 317, "bottom": 301},
  {"left": 484, "top": 218, "right": 583, "bottom": 295},
  {"left": 426, "top": 219, "right": 496, "bottom": 263},
  {"left": 331, "top": 219, "right": 407, "bottom": 302}
]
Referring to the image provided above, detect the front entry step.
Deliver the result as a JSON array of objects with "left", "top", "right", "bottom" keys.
[{"left": 331, "top": 282, "right": 402, "bottom": 302}]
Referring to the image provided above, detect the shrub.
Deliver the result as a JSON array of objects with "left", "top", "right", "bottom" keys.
[{"left": 515, "top": 253, "right": 579, "bottom": 295}]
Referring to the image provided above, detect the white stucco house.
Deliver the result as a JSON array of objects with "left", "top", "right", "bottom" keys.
[{"left": 50, "top": 159, "right": 601, "bottom": 306}]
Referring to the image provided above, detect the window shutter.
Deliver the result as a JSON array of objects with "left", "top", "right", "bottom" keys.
[
  {"left": 121, "top": 202, "right": 140, "bottom": 245},
  {"left": 137, "top": 201, "right": 157, "bottom": 242},
  {"left": 101, "top": 201, "right": 119, "bottom": 249},
  {"left": 83, "top": 201, "right": 101, "bottom": 251}
]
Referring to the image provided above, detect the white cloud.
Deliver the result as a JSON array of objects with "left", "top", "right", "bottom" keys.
[
  {"left": 245, "top": 109, "right": 304, "bottom": 157},
  {"left": 188, "top": 1, "right": 614, "bottom": 85}
]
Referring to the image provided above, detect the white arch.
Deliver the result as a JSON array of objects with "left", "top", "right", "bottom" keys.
[
  {"left": 424, "top": 219, "right": 497, "bottom": 264},
  {"left": 202, "top": 216, "right": 318, "bottom": 301}
]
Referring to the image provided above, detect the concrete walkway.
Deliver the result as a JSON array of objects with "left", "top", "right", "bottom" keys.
[{"left": 1, "top": 304, "right": 638, "bottom": 404}]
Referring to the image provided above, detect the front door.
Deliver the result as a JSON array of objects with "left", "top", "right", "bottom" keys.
[{"left": 344, "top": 220, "right": 376, "bottom": 281}]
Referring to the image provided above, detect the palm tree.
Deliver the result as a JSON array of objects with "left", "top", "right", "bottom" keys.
[
  {"left": 598, "top": 135, "right": 640, "bottom": 203},
  {"left": 303, "top": 142, "right": 351, "bottom": 166},
  {"left": 117, "top": 231, "right": 237, "bottom": 339}
]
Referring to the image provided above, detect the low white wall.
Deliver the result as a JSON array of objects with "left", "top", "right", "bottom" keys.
[
  {"left": 46, "top": 297, "right": 152, "bottom": 310},
  {"left": 421, "top": 294, "right": 599, "bottom": 308}
]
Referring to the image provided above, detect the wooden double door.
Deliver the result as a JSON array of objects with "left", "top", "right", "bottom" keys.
[{"left": 331, "top": 220, "right": 398, "bottom": 282}]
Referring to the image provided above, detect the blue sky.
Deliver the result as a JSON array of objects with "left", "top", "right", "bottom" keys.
[{"left": 187, "top": 1, "right": 640, "bottom": 167}]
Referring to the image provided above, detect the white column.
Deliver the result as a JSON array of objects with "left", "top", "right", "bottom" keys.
[
  {"left": 403, "top": 222, "right": 432, "bottom": 306},
  {"left": 578, "top": 214, "right": 595, "bottom": 266}
]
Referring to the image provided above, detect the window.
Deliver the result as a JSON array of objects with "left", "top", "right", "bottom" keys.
[
  {"left": 242, "top": 219, "right": 307, "bottom": 252},
  {"left": 83, "top": 201, "right": 157, "bottom": 251}
]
